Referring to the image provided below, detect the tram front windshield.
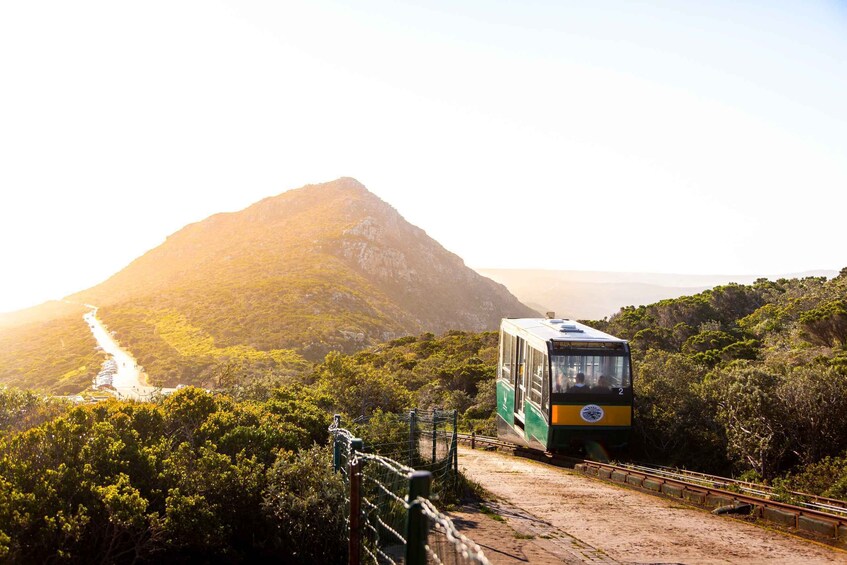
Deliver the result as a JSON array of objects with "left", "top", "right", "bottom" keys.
[{"left": 551, "top": 354, "right": 630, "bottom": 393}]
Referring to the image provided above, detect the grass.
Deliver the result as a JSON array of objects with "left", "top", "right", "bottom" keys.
[{"left": 478, "top": 504, "right": 506, "bottom": 522}]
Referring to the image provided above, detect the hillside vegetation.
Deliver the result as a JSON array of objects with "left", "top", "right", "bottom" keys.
[
  {"left": 0, "top": 328, "right": 498, "bottom": 562},
  {"left": 97, "top": 306, "right": 311, "bottom": 387},
  {"left": 0, "top": 305, "right": 102, "bottom": 394},
  {"left": 307, "top": 330, "right": 498, "bottom": 433},
  {"left": 309, "top": 270, "right": 847, "bottom": 496},
  {"left": 0, "top": 386, "right": 346, "bottom": 563},
  {"left": 586, "top": 270, "right": 847, "bottom": 480}
]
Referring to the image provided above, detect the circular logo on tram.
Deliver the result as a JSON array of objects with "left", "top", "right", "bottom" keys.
[{"left": 580, "top": 404, "right": 604, "bottom": 423}]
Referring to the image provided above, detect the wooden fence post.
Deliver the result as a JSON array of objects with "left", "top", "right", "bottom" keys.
[{"left": 405, "top": 470, "right": 433, "bottom": 565}]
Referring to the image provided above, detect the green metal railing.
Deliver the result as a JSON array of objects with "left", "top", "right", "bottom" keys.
[{"left": 331, "top": 415, "right": 489, "bottom": 565}]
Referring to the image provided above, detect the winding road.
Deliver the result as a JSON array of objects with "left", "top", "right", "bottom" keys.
[{"left": 83, "top": 306, "right": 172, "bottom": 400}]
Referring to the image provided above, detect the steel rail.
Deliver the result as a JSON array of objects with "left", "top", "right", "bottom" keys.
[{"left": 617, "top": 461, "right": 847, "bottom": 517}]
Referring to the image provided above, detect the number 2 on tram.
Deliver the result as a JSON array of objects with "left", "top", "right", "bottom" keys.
[{"left": 496, "top": 317, "right": 633, "bottom": 455}]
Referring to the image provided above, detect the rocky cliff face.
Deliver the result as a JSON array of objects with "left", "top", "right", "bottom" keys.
[{"left": 334, "top": 186, "right": 536, "bottom": 333}]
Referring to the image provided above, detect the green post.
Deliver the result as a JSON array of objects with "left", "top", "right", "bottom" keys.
[
  {"left": 405, "top": 470, "right": 432, "bottom": 565},
  {"left": 452, "top": 409, "right": 458, "bottom": 482},
  {"left": 409, "top": 409, "right": 417, "bottom": 467},
  {"left": 431, "top": 410, "right": 438, "bottom": 463},
  {"left": 348, "top": 438, "right": 364, "bottom": 565},
  {"left": 333, "top": 414, "right": 342, "bottom": 473}
]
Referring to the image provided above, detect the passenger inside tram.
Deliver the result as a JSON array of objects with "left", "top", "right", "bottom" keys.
[
  {"left": 592, "top": 374, "right": 611, "bottom": 392},
  {"left": 571, "top": 372, "right": 589, "bottom": 392}
]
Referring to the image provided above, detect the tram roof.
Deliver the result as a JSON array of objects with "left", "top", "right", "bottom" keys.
[{"left": 501, "top": 318, "right": 626, "bottom": 343}]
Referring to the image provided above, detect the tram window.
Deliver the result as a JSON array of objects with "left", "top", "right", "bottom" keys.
[
  {"left": 500, "top": 332, "right": 515, "bottom": 381},
  {"left": 528, "top": 347, "right": 543, "bottom": 405},
  {"left": 551, "top": 354, "right": 631, "bottom": 393},
  {"left": 599, "top": 356, "right": 631, "bottom": 389},
  {"left": 515, "top": 337, "right": 525, "bottom": 389},
  {"left": 541, "top": 353, "right": 550, "bottom": 410}
]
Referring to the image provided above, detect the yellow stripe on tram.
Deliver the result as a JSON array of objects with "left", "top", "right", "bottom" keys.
[{"left": 551, "top": 404, "right": 631, "bottom": 426}]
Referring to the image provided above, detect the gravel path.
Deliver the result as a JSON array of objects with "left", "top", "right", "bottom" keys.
[{"left": 456, "top": 446, "right": 847, "bottom": 564}]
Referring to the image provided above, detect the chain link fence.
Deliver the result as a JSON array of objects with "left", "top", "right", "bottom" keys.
[
  {"left": 331, "top": 415, "right": 489, "bottom": 565},
  {"left": 350, "top": 409, "right": 459, "bottom": 501}
]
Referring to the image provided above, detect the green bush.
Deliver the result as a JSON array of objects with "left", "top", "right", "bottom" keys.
[
  {"left": 0, "top": 388, "right": 336, "bottom": 563},
  {"left": 263, "top": 446, "right": 346, "bottom": 564}
]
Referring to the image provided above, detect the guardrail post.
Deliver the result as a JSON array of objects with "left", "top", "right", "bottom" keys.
[
  {"left": 405, "top": 470, "right": 432, "bottom": 565},
  {"left": 452, "top": 409, "right": 458, "bottom": 481},
  {"left": 349, "top": 438, "right": 364, "bottom": 565},
  {"left": 432, "top": 410, "right": 438, "bottom": 463},
  {"left": 409, "top": 409, "right": 417, "bottom": 467},
  {"left": 471, "top": 431, "right": 476, "bottom": 449},
  {"left": 333, "top": 414, "right": 342, "bottom": 473}
]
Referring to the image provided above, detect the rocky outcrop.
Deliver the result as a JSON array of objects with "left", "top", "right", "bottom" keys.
[{"left": 330, "top": 183, "right": 537, "bottom": 333}]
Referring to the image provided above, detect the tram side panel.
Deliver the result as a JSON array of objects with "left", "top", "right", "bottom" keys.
[
  {"left": 495, "top": 379, "right": 527, "bottom": 446},
  {"left": 496, "top": 379, "right": 551, "bottom": 450},
  {"left": 523, "top": 401, "right": 549, "bottom": 451}
]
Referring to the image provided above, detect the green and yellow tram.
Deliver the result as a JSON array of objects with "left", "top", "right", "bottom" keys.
[{"left": 496, "top": 317, "right": 633, "bottom": 456}]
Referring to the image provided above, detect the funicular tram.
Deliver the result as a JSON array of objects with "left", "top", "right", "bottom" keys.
[{"left": 496, "top": 317, "right": 633, "bottom": 456}]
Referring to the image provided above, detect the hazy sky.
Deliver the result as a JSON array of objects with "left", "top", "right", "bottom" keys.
[{"left": 1, "top": 0, "right": 846, "bottom": 313}]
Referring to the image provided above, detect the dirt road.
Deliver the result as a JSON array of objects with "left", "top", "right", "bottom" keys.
[
  {"left": 455, "top": 446, "right": 847, "bottom": 564},
  {"left": 84, "top": 307, "right": 172, "bottom": 400}
]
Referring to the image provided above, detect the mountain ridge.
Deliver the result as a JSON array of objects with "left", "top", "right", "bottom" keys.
[
  {"left": 477, "top": 268, "right": 839, "bottom": 320},
  {"left": 0, "top": 178, "right": 536, "bottom": 391}
]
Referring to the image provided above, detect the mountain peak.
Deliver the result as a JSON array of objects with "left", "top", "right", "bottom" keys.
[
  {"left": 241, "top": 177, "right": 393, "bottom": 227},
  {"left": 329, "top": 176, "right": 366, "bottom": 189},
  {"left": 288, "top": 176, "right": 369, "bottom": 197},
  {"left": 71, "top": 178, "right": 536, "bottom": 375}
]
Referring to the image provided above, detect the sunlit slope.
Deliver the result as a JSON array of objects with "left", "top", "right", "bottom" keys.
[
  {"left": 0, "top": 306, "right": 101, "bottom": 394},
  {"left": 66, "top": 178, "right": 535, "bottom": 385},
  {"left": 0, "top": 300, "right": 89, "bottom": 330}
]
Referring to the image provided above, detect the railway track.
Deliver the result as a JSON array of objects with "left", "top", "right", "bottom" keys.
[
  {"left": 617, "top": 461, "right": 847, "bottom": 517},
  {"left": 457, "top": 432, "right": 847, "bottom": 545}
]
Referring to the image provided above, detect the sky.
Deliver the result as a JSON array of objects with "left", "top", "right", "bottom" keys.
[{"left": 1, "top": 0, "right": 846, "bottom": 314}]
